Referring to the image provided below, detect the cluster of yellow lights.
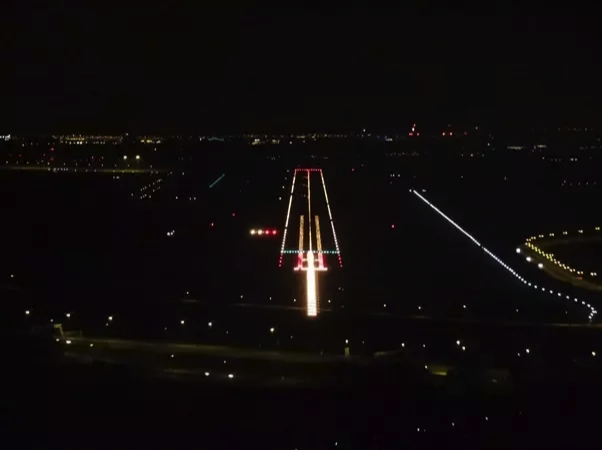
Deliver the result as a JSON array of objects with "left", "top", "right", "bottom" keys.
[{"left": 524, "top": 227, "right": 601, "bottom": 277}]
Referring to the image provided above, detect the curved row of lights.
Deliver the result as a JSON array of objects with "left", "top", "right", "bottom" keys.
[
  {"left": 523, "top": 227, "right": 601, "bottom": 278},
  {"left": 412, "top": 190, "right": 597, "bottom": 322}
]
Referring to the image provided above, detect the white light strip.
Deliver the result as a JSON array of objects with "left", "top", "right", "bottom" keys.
[
  {"left": 315, "top": 215, "right": 325, "bottom": 269},
  {"left": 320, "top": 170, "right": 343, "bottom": 267},
  {"left": 297, "top": 215, "right": 304, "bottom": 270},
  {"left": 412, "top": 190, "right": 597, "bottom": 321},
  {"left": 306, "top": 251, "right": 317, "bottom": 316},
  {"left": 412, "top": 190, "right": 481, "bottom": 247},
  {"left": 279, "top": 170, "right": 297, "bottom": 265},
  {"left": 307, "top": 170, "right": 312, "bottom": 252}
]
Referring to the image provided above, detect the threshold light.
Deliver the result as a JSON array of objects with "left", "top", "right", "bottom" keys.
[
  {"left": 516, "top": 248, "right": 521, "bottom": 253},
  {"left": 538, "top": 263, "right": 543, "bottom": 269},
  {"left": 135, "top": 155, "right": 140, "bottom": 160}
]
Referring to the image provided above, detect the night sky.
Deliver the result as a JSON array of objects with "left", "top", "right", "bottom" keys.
[{"left": 2, "top": 4, "right": 602, "bottom": 133}]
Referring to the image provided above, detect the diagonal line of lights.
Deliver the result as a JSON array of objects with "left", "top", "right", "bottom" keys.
[
  {"left": 279, "top": 170, "right": 298, "bottom": 267},
  {"left": 412, "top": 189, "right": 597, "bottom": 321},
  {"left": 320, "top": 169, "right": 343, "bottom": 267},
  {"left": 208, "top": 173, "right": 226, "bottom": 189}
]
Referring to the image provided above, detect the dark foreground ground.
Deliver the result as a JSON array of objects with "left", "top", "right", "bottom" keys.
[{"left": 4, "top": 335, "right": 602, "bottom": 450}]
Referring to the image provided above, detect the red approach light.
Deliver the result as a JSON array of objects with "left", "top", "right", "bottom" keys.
[
  {"left": 232, "top": 213, "right": 236, "bottom": 217},
  {"left": 449, "top": 132, "right": 453, "bottom": 136},
  {"left": 442, "top": 132, "right": 446, "bottom": 136},
  {"left": 211, "top": 223, "right": 214, "bottom": 227},
  {"left": 351, "top": 168, "right": 355, "bottom": 172},
  {"left": 50, "top": 147, "right": 54, "bottom": 151},
  {"left": 408, "top": 132, "right": 414, "bottom": 136},
  {"left": 391, "top": 224, "right": 395, "bottom": 229},
  {"left": 272, "top": 230, "right": 278, "bottom": 235}
]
